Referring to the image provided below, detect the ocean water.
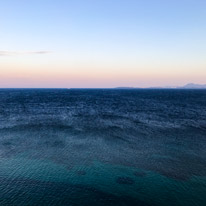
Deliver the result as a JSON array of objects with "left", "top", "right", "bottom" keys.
[{"left": 0, "top": 89, "right": 206, "bottom": 206}]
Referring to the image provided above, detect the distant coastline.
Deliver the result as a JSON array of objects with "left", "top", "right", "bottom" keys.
[
  {"left": 115, "top": 83, "right": 206, "bottom": 90},
  {"left": 1, "top": 83, "right": 206, "bottom": 90}
]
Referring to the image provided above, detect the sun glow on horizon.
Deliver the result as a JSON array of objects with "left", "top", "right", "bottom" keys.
[{"left": 0, "top": 0, "right": 206, "bottom": 88}]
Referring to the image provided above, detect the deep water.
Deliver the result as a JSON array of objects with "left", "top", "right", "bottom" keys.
[{"left": 0, "top": 89, "right": 206, "bottom": 206}]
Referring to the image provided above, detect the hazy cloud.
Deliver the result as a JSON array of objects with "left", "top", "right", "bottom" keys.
[{"left": 0, "top": 51, "right": 51, "bottom": 56}]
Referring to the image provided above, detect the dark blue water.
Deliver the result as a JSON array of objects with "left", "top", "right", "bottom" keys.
[{"left": 0, "top": 89, "right": 206, "bottom": 206}]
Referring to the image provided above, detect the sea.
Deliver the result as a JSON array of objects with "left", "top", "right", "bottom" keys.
[{"left": 0, "top": 89, "right": 206, "bottom": 206}]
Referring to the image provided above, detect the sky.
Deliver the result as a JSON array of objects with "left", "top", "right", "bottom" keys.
[{"left": 0, "top": 0, "right": 206, "bottom": 88}]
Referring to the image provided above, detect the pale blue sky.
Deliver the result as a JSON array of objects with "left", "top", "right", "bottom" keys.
[{"left": 0, "top": 0, "right": 206, "bottom": 88}]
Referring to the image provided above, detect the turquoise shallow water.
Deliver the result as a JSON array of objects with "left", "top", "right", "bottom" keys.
[
  {"left": 0, "top": 156, "right": 206, "bottom": 206},
  {"left": 0, "top": 89, "right": 206, "bottom": 205}
]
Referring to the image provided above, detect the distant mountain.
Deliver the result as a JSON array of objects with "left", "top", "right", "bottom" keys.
[
  {"left": 114, "top": 83, "right": 206, "bottom": 89},
  {"left": 180, "top": 83, "right": 206, "bottom": 89}
]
